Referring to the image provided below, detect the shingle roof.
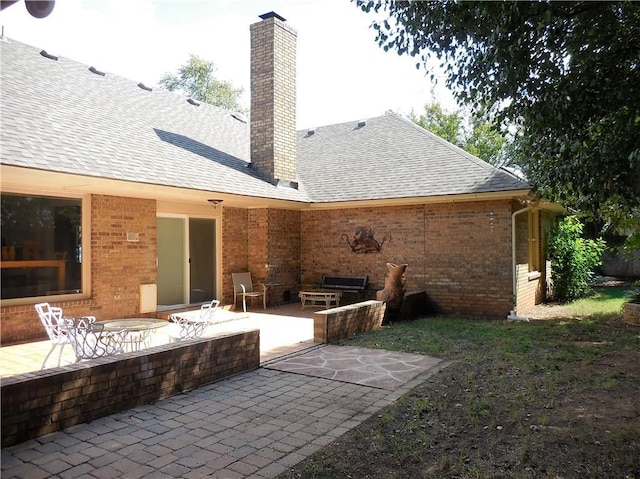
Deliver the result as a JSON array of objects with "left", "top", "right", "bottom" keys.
[
  {"left": 296, "top": 114, "right": 529, "bottom": 202},
  {"left": 1, "top": 38, "right": 529, "bottom": 204},
  {"left": 0, "top": 38, "right": 307, "bottom": 202}
]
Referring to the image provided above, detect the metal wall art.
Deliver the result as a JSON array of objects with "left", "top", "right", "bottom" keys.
[{"left": 341, "top": 226, "right": 390, "bottom": 253}]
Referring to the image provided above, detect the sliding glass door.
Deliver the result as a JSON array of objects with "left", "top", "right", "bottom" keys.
[{"left": 157, "top": 217, "right": 216, "bottom": 308}]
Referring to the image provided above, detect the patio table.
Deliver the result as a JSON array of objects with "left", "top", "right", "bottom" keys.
[
  {"left": 96, "top": 318, "right": 168, "bottom": 352},
  {"left": 298, "top": 290, "right": 342, "bottom": 309}
]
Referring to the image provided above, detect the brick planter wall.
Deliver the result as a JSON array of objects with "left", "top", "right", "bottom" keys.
[
  {"left": 1, "top": 330, "right": 260, "bottom": 447},
  {"left": 314, "top": 300, "right": 386, "bottom": 343},
  {"left": 623, "top": 302, "right": 640, "bottom": 326}
]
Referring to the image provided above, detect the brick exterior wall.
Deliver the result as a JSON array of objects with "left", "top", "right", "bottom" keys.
[
  {"left": 513, "top": 209, "right": 549, "bottom": 315},
  {"left": 265, "top": 209, "right": 301, "bottom": 304},
  {"left": 2, "top": 196, "right": 538, "bottom": 345},
  {"left": 248, "top": 209, "right": 269, "bottom": 282},
  {"left": 301, "top": 201, "right": 515, "bottom": 318},
  {"left": 222, "top": 207, "right": 249, "bottom": 305},
  {"left": 1, "top": 195, "right": 157, "bottom": 345},
  {"left": 223, "top": 208, "right": 301, "bottom": 308},
  {"left": 89, "top": 195, "right": 157, "bottom": 318},
  {"left": 313, "top": 300, "right": 386, "bottom": 343},
  {"left": 250, "top": 14, "right": 297, "bottom": 183},
  {"left": 1, "top": 330, "right": 260, "bottom": 447}
]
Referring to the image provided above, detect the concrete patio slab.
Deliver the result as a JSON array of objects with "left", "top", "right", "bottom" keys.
[{"left": 0, "top": 303, "right": 317, "bottom": 378}]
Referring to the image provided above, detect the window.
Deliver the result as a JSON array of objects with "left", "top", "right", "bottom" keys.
[
  {"left": 528, "top": 210, "right": 540, "bottom": 272},
  {"left": 1, "top": 194, "right": 83, "bottom": 299}
]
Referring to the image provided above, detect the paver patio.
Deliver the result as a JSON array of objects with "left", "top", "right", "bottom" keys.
[{"left": 1, "top": 302, "right": 448, "bottom": 478}]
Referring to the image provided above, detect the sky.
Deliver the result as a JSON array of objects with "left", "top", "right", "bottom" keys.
[{"left": 0, "top": 0, "right": 457, "bottom": 130}]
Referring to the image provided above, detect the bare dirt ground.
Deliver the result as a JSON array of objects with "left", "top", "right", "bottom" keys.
[{"left": 282, "top": 284, "right": 640, "bottom": 479}]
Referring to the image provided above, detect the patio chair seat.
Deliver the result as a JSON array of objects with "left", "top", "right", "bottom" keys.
[
  {"left": 64, "top": 317, "right": 128, "bottom": 361},
  {"left": 232, "top": 272, "right": 266, "bottom": 312},
  {"left": 166, "top": 314, "right": 209, "bottom": 342}
]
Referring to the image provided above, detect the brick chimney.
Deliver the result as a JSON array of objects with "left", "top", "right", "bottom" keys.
[{"left": 250, "top": 12, "right": 297, "bottom": 187}]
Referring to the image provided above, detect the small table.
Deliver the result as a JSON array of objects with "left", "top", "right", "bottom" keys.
[
  {"left": 97, "top": 318, "right": 168, "bottom": 352},
  {"left": 298, "top": 290, "right": 342, "bottom": 310}
]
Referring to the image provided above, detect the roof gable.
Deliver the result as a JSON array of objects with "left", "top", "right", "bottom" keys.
[{"left": 296, "top": 113, "right": 529, "bottom": 202}]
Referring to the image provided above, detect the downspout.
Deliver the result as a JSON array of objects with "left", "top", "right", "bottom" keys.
[{"left": 509, "top": 205, "right": 530, "bottom": 321}]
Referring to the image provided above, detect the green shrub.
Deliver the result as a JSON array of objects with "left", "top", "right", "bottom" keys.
[{"left": 549, "top": 216, "right": 605, "bottom": 302}]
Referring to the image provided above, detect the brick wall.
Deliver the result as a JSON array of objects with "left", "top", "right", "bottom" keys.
[
  {"left": 314, "top": 300, "right": 386, "bottom": 343},
  {"left": 248, "top": 209, "right": 269, "bottom": 282},
  {"left": 266, "top": 209, "right": 301, "bottom": 303},
  {"left": 1, "top": 330, "right": 260, "bottom": 447},
  {"left": 222, "top": 207, "right": 249, "bottom": 306},
  {"left": 301, "top": 201, "right": 514, "bottom": 318},
  {"left": 1, "top": 195, "right": 156, "bottom": 345},
  {"left": 250, "top": 14, "right": 297, "bottom": 183},
  {"left": 89, "top": 195, "right": 157, "bottom": 319},
  {"left": 424, "top": 201, "right": 513, "bottom": 316},
  {"left": 514, "top": 209, "right": 550, "bottom": 314},
  {"left": 515, "top": 264, "right": 542, "bottom": 314},
  {"left": 224, "top": 208, "right": 301, "bottom": 307}
]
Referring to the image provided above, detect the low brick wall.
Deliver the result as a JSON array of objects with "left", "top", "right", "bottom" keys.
[
  {"left": 313, "top": 300, "right": 386, "bottom": 343},
  {"left": 1, "top": 330, "right": 260, "bottom": 447},
  {"left": 623, "top": 302, "right": 640, "bottom": 326}
]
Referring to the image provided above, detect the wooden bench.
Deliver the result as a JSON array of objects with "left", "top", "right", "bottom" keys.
[
  {"left": 321, "top": 275, "right": 368, "bottom": 294},
  {"left": 299, "top": 275, "right": 368, "bottom": 310}
]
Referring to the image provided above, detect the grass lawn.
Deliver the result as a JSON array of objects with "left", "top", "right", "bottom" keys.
[{"left": 281, "top": 287, "right": 640, "bottom": 478}]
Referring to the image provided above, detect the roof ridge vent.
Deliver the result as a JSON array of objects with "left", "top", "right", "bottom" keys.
[
  {"left": 39, "top": 50, "right": 58, "bottom": 61},
  {"left": 137, "top": 82, "right": 152, "bottom": 92},
  {"left": 356, "top": 119, "right": 367, "bottom": 128},
  {"left": 88, "top": 66, "right": 105, "bottom": 77},
  {"left": 187, "top": 98, "right": 200, "bottom": 106}
]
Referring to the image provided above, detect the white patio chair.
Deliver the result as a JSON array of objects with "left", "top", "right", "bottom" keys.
[
  {"left": 232, "top": 272, "right": 266, "bottom": 312},
  {"left": 166, "top": 313, "right": 209, "bottom": 342},
  {"left": 64, "top": 317, "right": 128, "bottom": 361},
  {"left": 199, "top": 299, "right": 220, "bottom": 322},
  {"left": 165, "top": 300, "right": 220, "bottom": 343},
  {"left": 35, "top": 302, "right": 96, "bottom": 368}
]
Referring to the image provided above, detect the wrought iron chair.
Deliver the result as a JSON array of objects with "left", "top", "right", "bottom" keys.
[
  {"left": 232, "top": 272, "right": 266, "bottom": 312},
  {"left": 166, "top": 300, "right": 220, "bottom": 342},
  {"left": 64, "top": 317, "right": 129, "bottom": 361},
  {"left": 35, "top": 302, "right": 96, "bottom": 368},
  {"left": 166, "top": 313, "right": 209, "bottom": 342},
  {"left": 198, "top": 299, "right": 220, "bottom": 321}
]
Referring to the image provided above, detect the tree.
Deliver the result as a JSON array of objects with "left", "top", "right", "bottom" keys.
[
  {"left": 410, "top": 102, "right": 461, "bottom": 145},
  {"left": 356, "top": 1, "right": 640, "bottom": 242},
  {"left": 159, "top": 55, "right": 245, "bottom": 112},
  {"left": 410, "top": 102, "right": 507, "bottom": 165}
]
